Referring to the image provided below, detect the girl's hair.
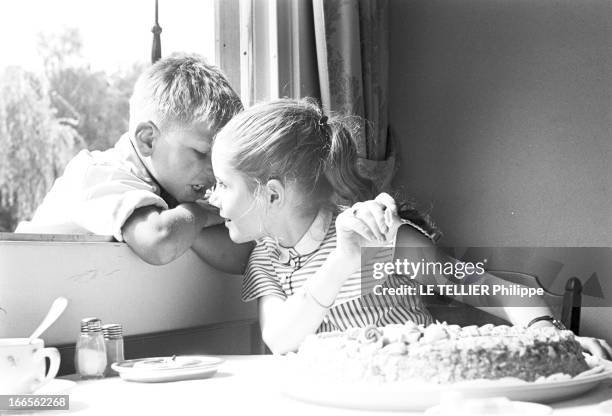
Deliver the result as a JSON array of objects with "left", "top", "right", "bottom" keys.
[
  {"left": 215, "top": 97, "right": 441, "bottom": 241},
  {"left": 214, "top": 98, "right": 376, "bottom": 212}
]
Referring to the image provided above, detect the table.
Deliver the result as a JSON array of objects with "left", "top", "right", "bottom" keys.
[{"left": 23, "top": 356, "right": 612, "bottom": 415}]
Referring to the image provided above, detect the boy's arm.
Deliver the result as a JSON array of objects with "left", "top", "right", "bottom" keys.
[
  {"left": 191, "top": 225, "right": 254, "bottom": 274},
  {"left": 122, "top": 203, "right": 210, "bottom": 265}
]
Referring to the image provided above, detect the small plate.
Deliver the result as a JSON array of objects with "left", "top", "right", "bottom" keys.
[
  {"left": 35, "top": 379, "right": 76, "bottom": 395},
  {"left": 111, "top": 355, "right": 223, "bottom": 383}
]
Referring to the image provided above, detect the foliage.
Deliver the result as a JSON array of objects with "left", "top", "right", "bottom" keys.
[
  {"left": 37, "top": 27, "right": 83, "bottom": 74},
  {"left": 47, "top": 66, "right": 132, "bottom": 150},
  {"left": 39, "top": 29, "right": 144, "bottom": 151},
  {"left": 0, "top": 27, "right": 144, "bottom": 231},
  {"left": 0, "top": 67, "right": 84, "bottom": 230}
]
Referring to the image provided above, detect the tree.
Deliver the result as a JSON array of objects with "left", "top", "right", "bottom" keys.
[
  {"left": 37, "top": 27, "right": 83, "bottom": 75},
  {"left": 38, "top": 28, "right": 144, "bottom": 151},
  {"left": 0, "top": 67, "right": 83, "bottom": 231}
]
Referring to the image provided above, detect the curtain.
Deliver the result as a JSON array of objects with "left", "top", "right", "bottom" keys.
[
  {"left": 311, "top": 0, "right": 395, "bottom": 191},
  {"left": 217, "top": 0, "right": 395, "bottom": 189}
]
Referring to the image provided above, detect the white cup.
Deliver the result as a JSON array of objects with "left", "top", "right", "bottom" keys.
[{"left": 0, "top": 338, "right": 60, "bottom": 394}]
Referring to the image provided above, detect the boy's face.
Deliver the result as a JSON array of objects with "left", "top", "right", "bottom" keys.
[{"left": 150, "top": 121, "right": 216, "bottom": 203}]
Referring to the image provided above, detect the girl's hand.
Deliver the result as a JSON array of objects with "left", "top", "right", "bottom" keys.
[
  {"left": 335, "top": 193, "right": 398, "bottom": 258},
  {"left": 576, "top": 336, "right": 612, "bottom": 360}
]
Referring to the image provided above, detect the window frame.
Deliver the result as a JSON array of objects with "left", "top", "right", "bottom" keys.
[{"left": 215, "top": 0, "right": 319, "bottom": 106}]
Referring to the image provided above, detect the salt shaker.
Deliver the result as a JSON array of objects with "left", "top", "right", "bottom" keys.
[
  {"left": 102, "top": 323, "right": 124, "bottom": 376},
  {"left": 75, "top": 318, "right": 107, "bottom": 379}
]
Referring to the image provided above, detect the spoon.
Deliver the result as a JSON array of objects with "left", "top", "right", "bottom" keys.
[{"left": 28, "top": 297, "right": 69, "bottom": 343}]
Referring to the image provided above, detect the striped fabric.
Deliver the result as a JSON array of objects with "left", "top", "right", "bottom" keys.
[{"left": 242, "top": 209, "right": 434, "bottom": 332}]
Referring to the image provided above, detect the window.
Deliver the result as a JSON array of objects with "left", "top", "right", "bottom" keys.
[
  {"left": 0, "top": 0, "right": 311, "bottom": 233},
  {"left": 0, "top": 0, "right": 216, "bottom": 232}
]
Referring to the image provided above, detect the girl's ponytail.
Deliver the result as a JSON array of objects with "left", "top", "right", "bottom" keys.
[
  {"left": 322, "top": 116, "right": 377, "bottom": 205},
  {"left": 321, "top": 112, "right": 441, "bottom": 242}
]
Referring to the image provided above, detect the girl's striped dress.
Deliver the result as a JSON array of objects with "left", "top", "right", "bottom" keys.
[{"left": 241, "top": 208, "right": 434, "bottom": 332}]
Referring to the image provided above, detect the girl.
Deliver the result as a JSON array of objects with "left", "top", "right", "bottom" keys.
[{"left": 209, "top": 98, "right": 612, "bottom": 357}]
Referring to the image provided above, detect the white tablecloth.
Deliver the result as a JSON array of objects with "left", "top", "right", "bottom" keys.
[{"left": 20, "top": 355, "right": 612, "bottom": 415}]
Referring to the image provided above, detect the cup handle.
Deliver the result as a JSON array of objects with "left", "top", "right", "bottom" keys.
[{"left": 32, "top": 347, "right": 61, "bottom": 391}]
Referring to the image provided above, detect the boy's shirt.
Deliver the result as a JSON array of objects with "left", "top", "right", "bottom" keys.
[{"left": 15, "top": 134, "right": 167, "bottom": 241}]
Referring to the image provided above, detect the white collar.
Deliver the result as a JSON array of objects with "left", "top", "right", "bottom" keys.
[
  {"left": 115, "top": 133, "right": 163, "bottom": 192},
  {"left": 116, "top": 134, "right": 154, "bottom": 181},
  {"left": 276, "top": 208, "right": 333, "bottom": 264}
]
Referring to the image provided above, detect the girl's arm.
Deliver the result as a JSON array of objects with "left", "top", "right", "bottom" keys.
[
  {"left": 395, "top": 225, "right": 612, "bottom": 358},
  {"left": 395, "top": 225, "right": 553, "bottom": 326},
  {"left": 259, "top": 194, "right": 396, "bottom": 355},
  {"left": 258, "top": 250, "right": 359, "bottom": 354}
]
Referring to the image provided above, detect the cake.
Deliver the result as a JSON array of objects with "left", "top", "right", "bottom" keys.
[{"left": 295, "top": 322, "right": 590, "bottom": 384}]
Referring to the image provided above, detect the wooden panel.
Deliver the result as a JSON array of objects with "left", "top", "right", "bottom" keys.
[
  {"left": 0, "top": 239, "right": 257, "bottom": 345},
  {"left": 55, "top": 319, "right": 266, "bottom": 376},
  {"left": 215, "top": 0, "right": 241, "bottom": 93},
  {"left": 0, "top": 232, "right": 113, "bottom": 242}
]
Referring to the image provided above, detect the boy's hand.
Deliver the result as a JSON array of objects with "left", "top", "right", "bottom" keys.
[{"left": 194, "top": 199, "right": 225, "bottom": 228}]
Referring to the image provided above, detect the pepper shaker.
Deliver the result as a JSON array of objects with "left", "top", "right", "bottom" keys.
[{"left": 102, "top": 324, "right": 125, "bottom": 376}]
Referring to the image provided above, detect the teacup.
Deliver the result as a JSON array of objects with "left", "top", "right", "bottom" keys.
[{"left": 0, "top": 338, "right": 60, "bottom": 394}]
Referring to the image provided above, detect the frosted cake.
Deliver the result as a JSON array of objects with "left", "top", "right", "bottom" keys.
[{"left": 296, "top": 322, "right": 589, "bottom": 384}]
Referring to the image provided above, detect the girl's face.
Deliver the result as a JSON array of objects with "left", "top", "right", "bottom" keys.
[{"left": 209, "top": 141, "right": 266, "bottom": 243}]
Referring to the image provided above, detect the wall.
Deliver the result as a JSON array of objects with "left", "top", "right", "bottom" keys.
[
  {"left": 388, "top": 0, "right": 611, "bottom": 338},
  {"left": 0, "top": 236, "right": 257, "bottom": 346}
]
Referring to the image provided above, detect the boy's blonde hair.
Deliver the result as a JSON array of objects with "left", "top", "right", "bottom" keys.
[{"left": 129, "top": 53, "right": 242, "bottom": 135}]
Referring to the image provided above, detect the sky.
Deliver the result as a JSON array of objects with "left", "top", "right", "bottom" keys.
[{"left": 0, "top": 0, "right": 216, "bottom": 73}]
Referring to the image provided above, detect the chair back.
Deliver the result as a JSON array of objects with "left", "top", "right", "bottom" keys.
[{"left": 424, "top": 270, "right": 582, "bottom": 334}]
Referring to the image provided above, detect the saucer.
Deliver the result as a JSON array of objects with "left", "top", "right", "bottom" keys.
[
  {"left": 112, "top": 355, "right": 223, "bottom": 383},
  {"left": 35, "top": 379, "right": 76, "bottom": 395}
]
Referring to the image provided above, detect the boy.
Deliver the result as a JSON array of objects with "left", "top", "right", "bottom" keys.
[{"left": 16, "top": 53, "right": 252, "bottom": 272}]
